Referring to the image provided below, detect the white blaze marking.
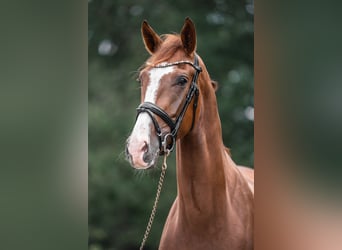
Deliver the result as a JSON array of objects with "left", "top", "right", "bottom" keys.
[
  {"left": 129, "top": 66, "right": 175, "bottom": 152},
  {"left": 131, "top": 113, "right": 151, "bottom": 143},
  {"left": 144, "top": 67, "right": 175, "bottom": 103}
]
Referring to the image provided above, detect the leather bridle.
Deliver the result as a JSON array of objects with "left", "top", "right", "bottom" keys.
[{"left": 136, "top": 54, "right": 202, "bottom": 155}]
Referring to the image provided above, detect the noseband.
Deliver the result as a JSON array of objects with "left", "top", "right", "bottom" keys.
[{"left": 136, "top": 55, "right": 202, "bottom": 155}]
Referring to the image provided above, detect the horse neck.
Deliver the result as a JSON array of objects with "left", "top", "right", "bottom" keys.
[{"left": 175, "top": 77, "right": 237, "bottom": 217}]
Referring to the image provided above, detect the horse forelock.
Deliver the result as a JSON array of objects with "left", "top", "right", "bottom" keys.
[
  {"left": 148, "top": 34, "right": 186, "bottom": 64},
  {"left": 139, "top": 34, "right": 218, "bottom": 93}
]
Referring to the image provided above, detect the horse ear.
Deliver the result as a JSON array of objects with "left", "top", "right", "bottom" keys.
[
  {"left": 180, "top": 17, "right": 197, "bottom": 55},
  {"left": 141, "top": 20, "right": 162, "bottom": 55}
]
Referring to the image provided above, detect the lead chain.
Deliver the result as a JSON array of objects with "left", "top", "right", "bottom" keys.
[{"left": 139, "top": 152, "right": 169, "bottom": 250}]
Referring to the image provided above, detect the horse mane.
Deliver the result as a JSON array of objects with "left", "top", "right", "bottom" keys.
[
  {"left": 211, "top": 80, "right": 218, "bottom": 92},
  {"left": 225, "top": 147, "right": 231, "bottom": 156}
]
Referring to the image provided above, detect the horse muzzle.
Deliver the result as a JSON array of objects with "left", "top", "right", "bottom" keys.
[{"left": 125, "top": 136, "right": 159, "bottom": 169}]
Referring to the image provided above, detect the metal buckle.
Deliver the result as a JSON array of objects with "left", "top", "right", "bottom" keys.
[{"left": 162, "top": 133, "right": 175, "bottom": 155}]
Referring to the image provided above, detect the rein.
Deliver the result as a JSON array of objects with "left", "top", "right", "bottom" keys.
[{"left": 136, "top": 55, "right": 202, "bottom": 154}]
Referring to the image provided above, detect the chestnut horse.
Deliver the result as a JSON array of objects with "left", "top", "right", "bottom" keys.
[{"left": 126, "top": 18, "right": 254, "bottom": 250}]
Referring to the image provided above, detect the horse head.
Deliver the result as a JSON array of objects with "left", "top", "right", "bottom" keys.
[{"left": 126, "top": 18, "right": 204, "bottom": 169}]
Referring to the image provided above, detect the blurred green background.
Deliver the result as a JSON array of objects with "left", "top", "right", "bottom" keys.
[{"left": 89, "top": 0, "right": 253, "bottom": 249}]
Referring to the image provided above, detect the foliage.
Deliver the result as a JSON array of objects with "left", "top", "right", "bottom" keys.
[{"left": 89, "top": 0, "right": 253, "bottom": 249}]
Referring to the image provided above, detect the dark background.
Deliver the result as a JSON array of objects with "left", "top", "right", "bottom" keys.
[{"left": 88, "top": 0, "right": 254, "bottom": 249}]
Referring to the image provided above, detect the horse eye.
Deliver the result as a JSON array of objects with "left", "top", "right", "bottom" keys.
[{"left": 176, "top": 76, "right": 188, "bottom": 86}]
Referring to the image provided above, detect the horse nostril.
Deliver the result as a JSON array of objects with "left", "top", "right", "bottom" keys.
[
  {"left": 141, "top": 141, "right": 149, "bottom": 153},
  {"left": 143, "top": 151, "right": 152, "bottom": 164},
  {"left": 142, "top": 142, "right": 152, "bottom": 164}
]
